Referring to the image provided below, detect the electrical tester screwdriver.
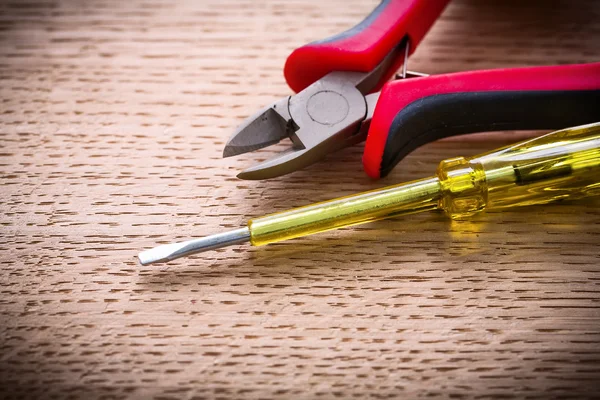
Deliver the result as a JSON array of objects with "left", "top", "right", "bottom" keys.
[{"left": 139, "top": 123, "right": 600, "bottom": 265}]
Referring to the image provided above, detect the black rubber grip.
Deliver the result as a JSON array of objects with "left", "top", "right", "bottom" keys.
[{"left": 380, "top": 90, "right": 600, "bottom": 177}]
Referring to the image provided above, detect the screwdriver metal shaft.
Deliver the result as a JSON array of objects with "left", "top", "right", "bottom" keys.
[
  {"left": 138, "top": 123, "right": 600, "bottom": 266},
  {"left": 138, "top": 228, "right": 250, "bottom": 265}
]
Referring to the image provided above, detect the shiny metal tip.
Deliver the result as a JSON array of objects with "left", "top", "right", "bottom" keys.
[{"left": 138, "top": 227, "right": 251, "bottom": 266}]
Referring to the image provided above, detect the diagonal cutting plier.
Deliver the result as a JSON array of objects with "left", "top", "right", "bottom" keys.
[{"left": 223, "top": 0, "right": 600, "bottom": 180}]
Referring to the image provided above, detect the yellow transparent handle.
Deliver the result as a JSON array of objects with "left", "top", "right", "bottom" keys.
[
  {"left": 439, "top": 122, "right": 600, "bottom": 218},
  {"left": 249, "top": 123, "right": 600, "bottom": 247},
  {"left": 249, "top": 177, "right": 441, "bottom": 246}
]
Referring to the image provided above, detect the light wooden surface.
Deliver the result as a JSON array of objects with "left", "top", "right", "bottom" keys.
[{"left": 1, "top": 0, "right": 600, "bottom": 398}]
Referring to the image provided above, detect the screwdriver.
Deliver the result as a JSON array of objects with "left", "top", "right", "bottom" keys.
[{"left": 138, "top": 122, "right": 600, "bottom": 265}]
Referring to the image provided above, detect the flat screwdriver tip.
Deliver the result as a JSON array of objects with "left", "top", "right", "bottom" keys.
[{"left": 137, "top": 227, "right": 251, "bottom": 266}]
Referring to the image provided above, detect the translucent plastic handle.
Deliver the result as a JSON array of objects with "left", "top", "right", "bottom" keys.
[
  {"left": 437, "top": 122, "right": 600, "bottom": 219},
  {"left": 248, "top": 123, "right": 600, "bottom": 247}
]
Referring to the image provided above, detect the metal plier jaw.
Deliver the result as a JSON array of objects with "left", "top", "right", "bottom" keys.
[{"left": 222, "top": 45, "right": 399, "bottom": 180}]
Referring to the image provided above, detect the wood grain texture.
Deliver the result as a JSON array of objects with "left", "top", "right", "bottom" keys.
[{"left": 1, "top": 0, "right": 600, "bottom": 398}]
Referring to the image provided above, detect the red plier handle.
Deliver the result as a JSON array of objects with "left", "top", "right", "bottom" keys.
[
  {"left": 284, "top": 0, "right": 450, "bottom": 93},
  {"left": 364, "top": 63, "right": 600, "bottom": 178}
]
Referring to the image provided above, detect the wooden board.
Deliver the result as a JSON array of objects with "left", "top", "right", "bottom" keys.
[{"left": 1, "top": 0, "right": 599, "bottom": 398}]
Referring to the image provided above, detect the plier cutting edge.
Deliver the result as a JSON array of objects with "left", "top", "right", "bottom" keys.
[{"left": 223, "top": 0, "right": 600, "bottom": 180}]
